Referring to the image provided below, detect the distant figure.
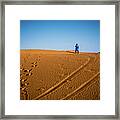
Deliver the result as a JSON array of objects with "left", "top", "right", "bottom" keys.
[{"left": 75, "top": 43, "right": 79, "bottom": 53}]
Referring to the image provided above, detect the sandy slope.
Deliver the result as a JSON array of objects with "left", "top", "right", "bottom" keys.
[{"left": 20, "top": 50, "right": 100, "bottom": 100}]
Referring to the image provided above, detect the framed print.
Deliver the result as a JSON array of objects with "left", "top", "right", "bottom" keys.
[{"left": 0, "top": 0, "right": 119, "bottom": 119}]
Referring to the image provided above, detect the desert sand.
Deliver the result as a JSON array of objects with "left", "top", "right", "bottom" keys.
[{"left": 20, "top": 50, "right": 100, "bottom": 100}]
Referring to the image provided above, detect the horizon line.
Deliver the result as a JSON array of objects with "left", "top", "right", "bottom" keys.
[{"left": 20, "top": 49, "right": 100, "bottom": 53}]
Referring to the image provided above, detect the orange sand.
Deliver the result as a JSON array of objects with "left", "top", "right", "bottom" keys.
[{"left": 20, "top": 50, "right": 100, "bottom": 100}]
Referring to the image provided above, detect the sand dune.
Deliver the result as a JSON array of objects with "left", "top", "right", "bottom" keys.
[{"left": 20, "top": 50, "right": 100, "bottom": 100}]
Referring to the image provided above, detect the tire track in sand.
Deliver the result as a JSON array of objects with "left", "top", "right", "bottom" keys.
[
  {"left": 33, "top": 56, "right": 91, "bottom": 100},
  {"left": 69, "top": 75, "right": 100, "bottom": 100},
  {"left": 61, "top": 72, "right": 100, "bottom": 100}
]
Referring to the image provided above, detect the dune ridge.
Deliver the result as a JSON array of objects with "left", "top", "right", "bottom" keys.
[{"left": 20, "top": 50, "right": 100, "bottom": 100}]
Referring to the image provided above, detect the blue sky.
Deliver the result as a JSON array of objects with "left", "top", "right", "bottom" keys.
[{"left": 20, "top": 20, "right": 100, "bottom": 52}]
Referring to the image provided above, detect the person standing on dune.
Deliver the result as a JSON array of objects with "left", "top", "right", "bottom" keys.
[{"left": 75, "top": 43, "right": 79, "bottom": 53}]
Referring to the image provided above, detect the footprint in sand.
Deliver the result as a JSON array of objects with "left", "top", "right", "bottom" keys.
[
  {"left": 24, "top": 69, "right": 29, "bottom": 72},
  {"left": 31, "top": 64, "right": 37, "bottom": 67},
  {"left": 22, "top": 68, "right": 33, "bottom": 76},
  {"left": 31, "top": 62, "right": 37, "bottom": 67},
  {"left": 26, "top": 72, "right": 32, "bottom": 76},
  {"left": 20, "top": 82, "right": 24, "bottom": 87},
  {"left": 20, "top": 78, "right": 27, "bottom": 82},
  {"left": 20, "top": 68, "right": 24, "bottom": 71},
  {"left": 20, "top": 87, "right": 29, "bottom": 99},
  {"left": 25, "top": 82, "right": 29, "bottom": 86},
  {"left": 32, "top": 62, "right": 37, "bottom": 64},
  {"left": 20, "top": 79, "right": 28, "bottom": 87},
  {"left": 21, "top": 87, "right": 27, "bottom": 91},
  {"left": 27, "top": 69, "right": 32, "bottom": 72}
]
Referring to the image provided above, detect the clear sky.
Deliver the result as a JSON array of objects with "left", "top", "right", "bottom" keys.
[{"left": 20, "top": 20, "right": 100, "bottom": 52}]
